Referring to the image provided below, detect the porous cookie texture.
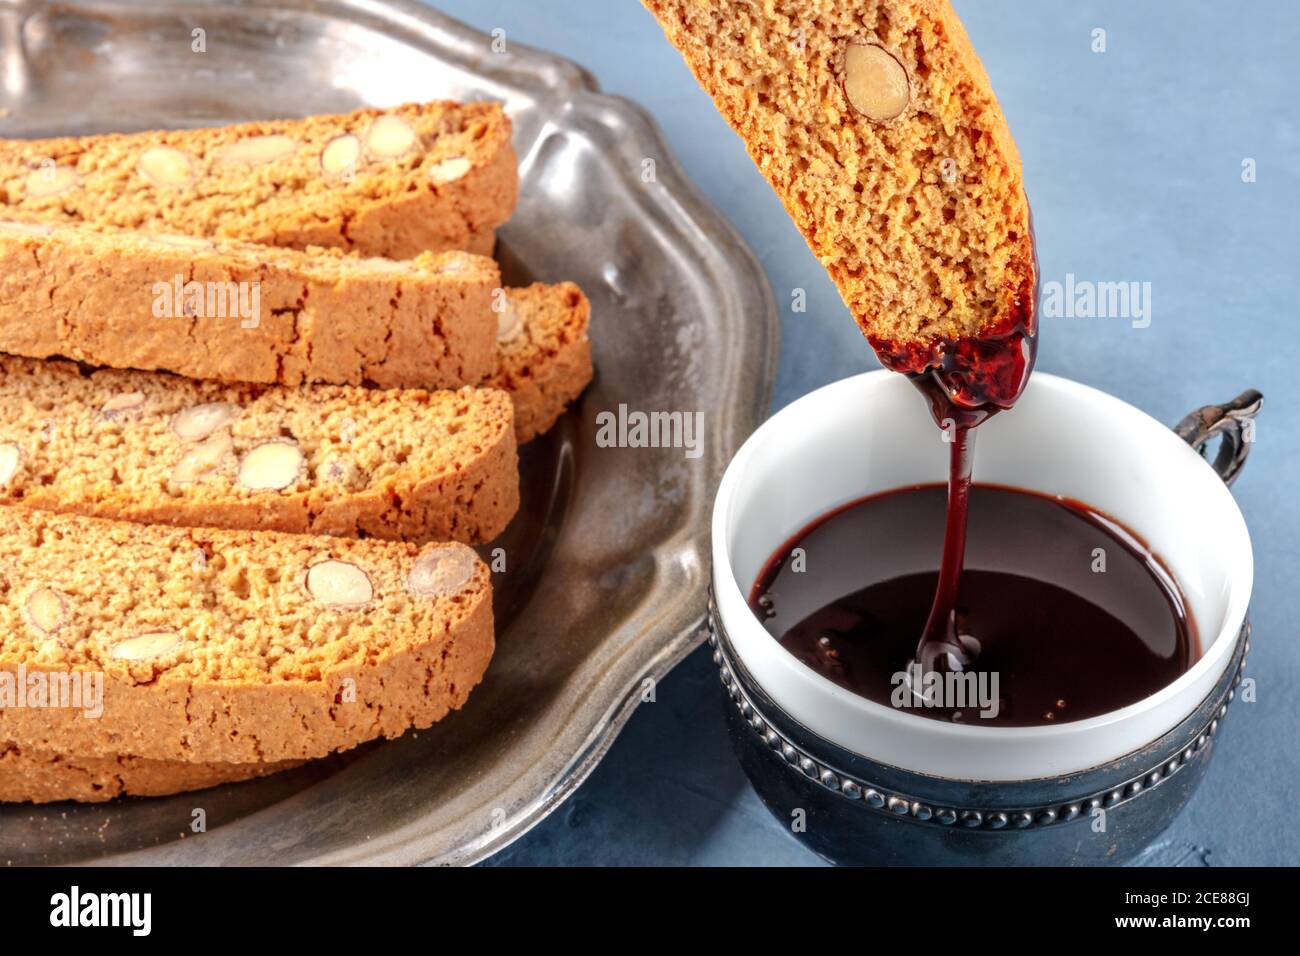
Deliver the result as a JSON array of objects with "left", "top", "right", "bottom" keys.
[
  {"left": 0, "top": 741, "right": 299, "bottom": 804},
  {"left": 0, "top": 356, "right": 519, "bottom": 543},
  {"left": 643, "top": 0, "right": 1035, "bottom": 353},
  {"left": 0, "top": 509, "right": 495, "bottom": 763},
  {"left": 0, "top": 219, "right": 499, "bottom": 390},
  {"left": 490, "top": 282, "right": 594, "bottom": 442},
  {"left": 0, "top": 101, "right": 516, "bottom": 259}
]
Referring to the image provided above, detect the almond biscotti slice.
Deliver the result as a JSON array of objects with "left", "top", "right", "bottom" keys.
[
  {"left": 0, "top": 741, "right": 300, "bottom": 804},
  {"left": 0, "top": 218, "right": 592, "bottom": 442},
  {"left": 0, "top": 509, "right": 495, "bottom": 763},
  {"left": 0, "top": 101, "right": 516, "bottom": 259},
  {"left": 0, "top": 220, "right": 499, "bottom": 390},
  {"left": 492, "top": 282, "right": 594, "bottom": 442},
  {"left": 643, "top": 0, "right": 1035, "bottom": 367},
  {"left": 0, "top": 356, "right": 518, "bottom": 543}
]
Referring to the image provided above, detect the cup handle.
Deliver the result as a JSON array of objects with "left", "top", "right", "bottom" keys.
[{"left": 1173, "top": 390, "right": 1263, "bottom": 486}]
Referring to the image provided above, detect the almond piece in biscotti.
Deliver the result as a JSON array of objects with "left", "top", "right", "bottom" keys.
[
  {"left": 0, "top": 442, "right": 20, "bottom": 486},
  {"left": 138, "top": 146, "right": 196, "bottom": 188},
  {"left": 215, "top": 135, "right": 298, "bottom": 166},
  {"left": 407, "top": 544, "right": 477, "bottom": 599},
  {"left": 0, "top": 221, "right": 54, "bottom": 237},
  {"left": 237, "top": 440, "right": 304, "bottom": 492},
  {"left": 171, "top": 403, "right": 241, "bottom": 443},
  {"left": 841, "top": 42, "right": 911, "bottom": 123},
  {"left": 100, "top": 392, "right": 146, "bottom": 421},
  {"left": 304, "top": 560, "right": 375, "bottom": 609},
  {"left": 496, "top": 302, "right": 524, "bottom": 345},
  {"left": 23, "top": 588, "right": 68, "bottom": 636},
  {"left": 427, "top": 156, "right": 471, "bottom": 184},
  {"left": 25, "top": 166, "right": 78, "bottom": 199},
  {"left": 171, "top": 431, "right": 235, "bottom": 485},
  {"left": 320, "top": 134, "right": 361, "bottom": 177},
  {"left": 365, "top": 116, "right": 420, "bottom": 159},
  {"left": 110, "top": 630, "right": 188, "bottom": 661}
]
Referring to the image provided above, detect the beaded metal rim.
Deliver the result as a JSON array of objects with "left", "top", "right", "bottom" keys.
[{"left": 709, "top": 598, "right": 1249, "bottom": 830}]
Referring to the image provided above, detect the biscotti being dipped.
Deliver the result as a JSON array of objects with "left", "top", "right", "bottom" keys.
[
  {"left": 0, "top": 101, "right": 516, "bottom": 258},
  {"left": 0, "top": 509, "right": 496, "bottom": 764},
  {"left": 0, "top": 219, "right": 500, "bottom": 390},
  {"left": 643, "top": 0, "right": 1035, "bottom": 365},
  {"left": 0, "top": 356, "right": 519, "bottom": 543}
]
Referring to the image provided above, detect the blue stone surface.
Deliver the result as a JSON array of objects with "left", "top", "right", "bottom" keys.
[{"left": 427, "top": 0, "right": 1298, "bottom": 866}]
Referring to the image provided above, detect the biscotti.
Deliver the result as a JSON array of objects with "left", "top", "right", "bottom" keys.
[
  {"left": 0, "top": 741, "right": 299, "bottom": 804},
  {"left": 0, "top": 220, "right": 591, "bottom": 441},
  {"left": 643, "top": 0, "right": 1034, "bottom": 358},
  {"left": 492, "top": 282, "right": 594, "bottom": 442},
  {"left": 0, "top": 509, "right": 495, "bottom": 763},
  {"left": 0, "top": 101, "right": 516, "bottom": 259},
  {"left": 0, "top": 219, "right": 499, "bottom": 390},
  {"left": 0, "top": 356, "right": 519, "bottom": 543}
]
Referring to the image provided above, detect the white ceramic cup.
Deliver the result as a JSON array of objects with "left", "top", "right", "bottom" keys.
[{"left": 711, "top": 371, "right": 1253, "bottom": 781}]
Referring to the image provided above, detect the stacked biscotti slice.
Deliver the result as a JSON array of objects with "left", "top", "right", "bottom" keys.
[
  {"left": 0, "top": 511, "right": 494, "bottom": 765},
  {"left": 0, "top": 102, "right": 594, "bottom": 802},
  {"left": 0, "top": 101, "right": 514, "bottom": 257},
  {"left": 0, "top": 356, "right": 519, "bottom": 542}
]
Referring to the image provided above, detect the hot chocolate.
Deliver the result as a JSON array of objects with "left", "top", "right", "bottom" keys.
[{"left": 749, "top": 484, "right": 1198, "bottom": 726}]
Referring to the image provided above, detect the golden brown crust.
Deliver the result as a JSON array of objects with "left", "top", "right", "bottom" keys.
[
  {"left": 491, "top": 282, "right": 594, "bottom": 442},
  {"left": 0, "top": 356, "right": 520, "bottom": 544},
  {"left": 0, "top": 510, "right": 496, "bottom": 763},
  {"left": 642, "top": 0, "right": 1033, "bottom": 348},
  {"left": 0, "top": 742, "right": 298, "bottom": 804},
  {"left": 0, "top": 220, "right": 499, "bottom": 390},
  {"left": 0, "top": 101, "right": 518, "bottom": 259}
]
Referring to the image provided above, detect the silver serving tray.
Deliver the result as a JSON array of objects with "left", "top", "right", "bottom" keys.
[{"left": 0, "top": 0, "right": 777, "bottom": 865}]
